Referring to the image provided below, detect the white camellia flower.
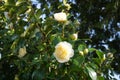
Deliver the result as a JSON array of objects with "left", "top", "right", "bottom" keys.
[
  {"left": 18, "top": 46, "right": 27, "bottom": 58},
  {"left": 54, "top": 12, "right": 67, "bottom": 22},
  {"left": 53, "top": 41, "right": 74, "bottom": 63}
]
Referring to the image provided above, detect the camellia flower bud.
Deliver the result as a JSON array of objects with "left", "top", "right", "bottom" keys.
[
  {"left": 16, "top": 1, "right": 21, "bottom": 6},
  {"left": 79, "top": 51, "right": 84, "bottom": 56},
  {"left": 18, "top": 46, "right": 27, "bottom": 58},
  {"left": 71, "top": 33, "right": 78, "bottom": 40},
  {"left": 54, "top": 12, "right": 67, "bottom": 22},
  {"left": 102, "top": 54, "right": 106, "bottom": 61},
  {"left": 25, "top": 8, "right": 31, "bottom": 14},
  {"left": 84, "top": 48, "right": 89, "bottom": 55},
  {"left": 53, "top": 41, "right": 74, "bottom": 63},
  {"left": 107, "top": 52, "right": 113, "bottom": 58}
]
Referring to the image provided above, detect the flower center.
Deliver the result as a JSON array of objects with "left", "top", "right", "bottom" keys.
[{"left": 55, "top": 46, "right": 67, "bottom": 59}]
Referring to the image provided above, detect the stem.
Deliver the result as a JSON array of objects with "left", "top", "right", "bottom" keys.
[
  {"left": 79, "top": 39, "right": 92, "bottom": 42},
  {"left": 62, "top": 24, "right": 65, "bottom": 38}
]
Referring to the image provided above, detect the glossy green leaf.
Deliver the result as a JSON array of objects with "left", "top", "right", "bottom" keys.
[
  {"left": 52, "top": 35, "right": 61, "bottom": 46},
  {"left": 96, "top": 50, "right": 104, "bottom": 59},
  {"left": 73, "top": 56, "right": 85, "bottom": 67},
  {"left": 98, "top": 76, "right": 104, "bottom": 80},
  {"left": 32, "top": 70, "right": 45, "bottom": 80},
  {"left": 86, "top": 67, "right": 97, "bottom": 80},
  {"left": 78, "top": 44, "right": 86, "bottom": 51},
  {"left": 88, "top": 48, "right": 96, "bottom": 53},
  {"left": 92, "top": 58, "right": 101, "bottom": 65}
]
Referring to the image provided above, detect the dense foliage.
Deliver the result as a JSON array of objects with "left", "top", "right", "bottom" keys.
[{"left": 0, "top": 0, "right": 119, "bottom": 80}]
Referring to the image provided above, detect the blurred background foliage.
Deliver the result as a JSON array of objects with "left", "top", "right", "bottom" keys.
[{"left": 0, "top": 0, "right": 119, "bottom": 80}]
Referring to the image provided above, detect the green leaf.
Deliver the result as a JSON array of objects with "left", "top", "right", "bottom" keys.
[
  {"left": 35, "top": 9, "right": 42, "bottom": 20},
  {"left": 86, "top": 67, "right": 97, "bottom": 80},
  {"left": 96, "top": 50, "right": 104, "bottom": 59},
  {"left": 78, "top": 44, "right": 86, "bottom": 51},
  {"left": 88, "top": 48, "right": 96, "bottom": 53},
  {"left": 92, "top": 58, "right": 101, "bottom": 65},
  {"left": 98, "top": 76, "right": 105, "bottom": 80},
  {"left": 88, "top": 63, "right": 98, "bottom": 70},
  {"left": 52, "top": 35, "right": 61, "bottom": 46},
  {"left": 73, "top": 56, "right": 85, "bottom": 67},
  {"left": 32, "top": 70, "right": 45, "bottom": 80},
  {"left": 7, "top": 0, "right": 16, "bottom": 5}
]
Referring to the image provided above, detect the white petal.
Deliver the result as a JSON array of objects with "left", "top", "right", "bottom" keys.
[
  {"left": 53, "top": 41, "right": 74, "bottom": 63},
  {"left": 54, "top": 12, "right": 67, "bottom": 22}
]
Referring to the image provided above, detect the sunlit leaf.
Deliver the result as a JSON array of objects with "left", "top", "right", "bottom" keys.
[
  {"left": 86, "top": 67, "right": 97, "bottom": 80},
  {"left": 88, "top": 48, "right": 96, "bottom": 53},
  {"left": 98, "top": 76, "right": 104, "bottom": 80},
  {"left": 96, "top": 50, "right": 104, "bottom": 59}
]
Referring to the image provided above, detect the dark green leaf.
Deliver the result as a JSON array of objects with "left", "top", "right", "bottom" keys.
[
  {"left": 32, "top": 70, "right": 45, "bottom": 80},
  {"left": 73, "top": 56, "right": 85, "bottom": 67},
  {"left": 78, "top": 44, "right": 86, "bottom": 51}
]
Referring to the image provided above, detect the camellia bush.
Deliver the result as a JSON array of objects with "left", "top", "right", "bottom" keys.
[{"left": 0, "top": 0, "right": 114, "bottom": 80}]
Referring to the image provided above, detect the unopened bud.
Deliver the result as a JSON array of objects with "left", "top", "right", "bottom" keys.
[
  {"left": 107, "top": 52, "right": 113, "bottom": 58},
  {"left": 102, "top": 54, "right": 106, "bottom": 61},
  {"left": 16, "top": 1, "right": 20, "bottom": 6},
  {"left": 79, "top": 51, "right": 84, "bottom": 56},
  {"left": 18, "top": 46, "right": 27, "bottom": 58},
  {"left": 84, "top": 48, "right": 89, "bottom": 55},
  {"left": 71, "top": 33, "right": 78, "bottom": 40},
  {"left": 25, "top": 8, "right": 31, "bottom": 14}
]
